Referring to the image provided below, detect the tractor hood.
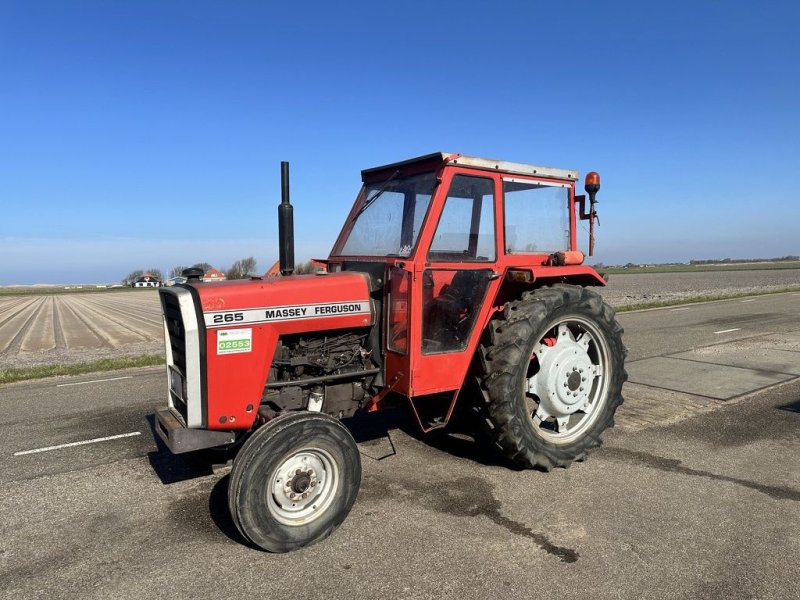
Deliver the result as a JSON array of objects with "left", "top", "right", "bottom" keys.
[{"left": 186, "top": 272, "right": 375, "bottom": 331}]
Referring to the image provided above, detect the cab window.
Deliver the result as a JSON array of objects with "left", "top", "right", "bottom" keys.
[
  {"left": 503, "top": 180, "right": 569, "bottom": 253},
  {"left": 428, "top": 175, "right": 496, "bottom": 262}
]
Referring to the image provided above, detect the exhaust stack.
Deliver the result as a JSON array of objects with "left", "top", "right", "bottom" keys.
[{"left": 278, "top": 161, "right": 295, "bottom": 276}]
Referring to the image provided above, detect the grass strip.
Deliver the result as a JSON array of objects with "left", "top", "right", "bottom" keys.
[
  {"left": 614, "top": 287, "right": 800, "bottom": 312},
  {"left": 0, "top": 353, "right": 165, "bottom": 385}
]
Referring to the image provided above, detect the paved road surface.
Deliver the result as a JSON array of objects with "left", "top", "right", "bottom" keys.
[{"left": 1, "top": 293, "right": 798, "bottom": 599}]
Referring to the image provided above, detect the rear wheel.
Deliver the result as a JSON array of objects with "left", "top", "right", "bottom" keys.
[
  {"left": 228, "top": 412, "right": 361, "bottom": 552},
  {"left": 476, "top": 285, "right": 626, "bottom": 469}
]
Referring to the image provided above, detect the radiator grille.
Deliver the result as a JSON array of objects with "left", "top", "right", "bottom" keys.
[{"left": 162, "top": 291, "right": 188, "bottom": 422}]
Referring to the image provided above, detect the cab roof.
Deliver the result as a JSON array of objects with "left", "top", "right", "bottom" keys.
[{"left": 361, "top": 152, "right": 579, "bottom": 182}]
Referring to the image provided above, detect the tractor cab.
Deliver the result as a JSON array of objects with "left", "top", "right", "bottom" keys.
[{"left": 327, "top": 153, "right": 602, "bottom": 427}]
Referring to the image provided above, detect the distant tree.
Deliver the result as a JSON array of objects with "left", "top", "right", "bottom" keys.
[
  {"left": 147, "top": 268, "right": 163, "bottom": 280},
  {"left": 226, "top": 256, "right": 258, "bottom": 280},
  {"left": 169, "top": 265, "right": 188, "bottom": 278},
  {"left": 122, "top": 270, "right": 143, "bottom": 285}
]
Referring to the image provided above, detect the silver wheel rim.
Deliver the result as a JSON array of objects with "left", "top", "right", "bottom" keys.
[
  {"left": 267, "top": 448, "right": 338, "bottom": 526},
  {"left": 525, "top": 316, "right": 610, "bottom": 444}
]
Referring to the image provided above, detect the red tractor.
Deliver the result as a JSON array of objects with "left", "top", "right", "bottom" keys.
[{"left": 155, "top": 152, "right": 626, "bottom": 552}]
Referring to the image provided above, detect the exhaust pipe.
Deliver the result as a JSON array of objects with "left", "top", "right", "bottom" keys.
[{"left": 278, "top": 161, "right": 295, "bottom": 276}]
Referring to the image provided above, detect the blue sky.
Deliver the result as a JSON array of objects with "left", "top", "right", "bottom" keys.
[{"left": 1, "top": 0, "right": 798, "bottom": 284}]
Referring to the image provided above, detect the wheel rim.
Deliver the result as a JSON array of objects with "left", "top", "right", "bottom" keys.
[
  {"left": 525, "top": 316, "right": 610, "bottom": 444},
  {"left": 267, "top": 448, "right": 339, "bottom": 526}
]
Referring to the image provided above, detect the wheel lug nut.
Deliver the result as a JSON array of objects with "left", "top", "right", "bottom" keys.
[
  {"left": 311, "top": 481, "right": 316, "bottom": 487},
  {"left": 290, "top": 492, "right": 296, "bottom": 499},
  {"left": 296, "top": 469, "right": 301, "bottom": 475},
  {"left": 302, "top": 492, "right": 308, "bottom": 499}
]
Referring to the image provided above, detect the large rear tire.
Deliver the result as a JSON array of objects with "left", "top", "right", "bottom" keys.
[
  {"left": 228, "top": 411, "right": 361, "bottom": 552},
  {"left": 476, "top": 285, "right": 626, "bottom": 470}
]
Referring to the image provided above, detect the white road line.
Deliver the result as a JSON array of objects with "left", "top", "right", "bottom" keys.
[
  {"left": 669, "top": 307, "right": 691, "bottom": 312},
  {"left": 740, "top": 299, "right": 756, "bottom": 303},
  {"left": 714, "top": 328, "right": 741, "bottom": 334},
  {"left": 56, "top": 376, "right": 132, "bottom": 387},
  {"left": 13, "top": 432, "right": 142, "bottom": 456}
]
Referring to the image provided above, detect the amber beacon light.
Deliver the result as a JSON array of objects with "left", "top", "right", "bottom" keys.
[
  {"left": 584, "top": 171, "right": 600, "bottom": 256},
  {"left": 584, "top": 171, "right": 600, "bottom": 201}
]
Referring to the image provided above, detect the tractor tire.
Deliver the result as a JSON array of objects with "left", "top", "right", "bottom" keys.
[
  {"left": 476, "top": 284, "right": 626, "bottom": 470},
  {"left": 228, "top": 411, "right": 361, "bottom": 552}
]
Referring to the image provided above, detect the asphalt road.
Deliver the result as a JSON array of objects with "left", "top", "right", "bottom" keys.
[{"left": 1, "top": 293, "right": 798, "bottom": 600}]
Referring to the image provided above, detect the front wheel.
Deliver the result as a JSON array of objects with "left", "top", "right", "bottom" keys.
[
  {"left": 476, "top": 285, "right": 626, "bottom": 470},
  {"left": 228, "top": 412, "right": 361, "bottom": 552}
]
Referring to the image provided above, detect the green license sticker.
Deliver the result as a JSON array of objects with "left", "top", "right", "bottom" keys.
[{"left": 217, "top": 328, "right": 252, "bottom": 355}]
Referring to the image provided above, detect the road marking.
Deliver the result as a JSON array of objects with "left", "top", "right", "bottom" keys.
[
  {"left": 56, "top": 376, "right": 132, "bottom": 387},
  {"left": 13, "top": 432, "right": 142, "bottom": 456},
  {"left": 740, "top": 299, "right": 756, "bottom": 303},
  {"left": 669, "top": 307, "right": 691, "bottom": 312},
  {"left": 714, "top": 328, "right": 741, "bottom": 334}
]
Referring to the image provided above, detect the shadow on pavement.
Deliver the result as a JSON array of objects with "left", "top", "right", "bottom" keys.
[
  {"left": 208, "top": 474, "right": 258, "bottom": 548},
  {"left": 777, "top": 398, "right": 800, "bottom": 413},
  {"left": 343, "top": 402, "right": 516, "bottom": 469},
  {"left": 144, "top": 414, "right": 216, "bottom": 484}
]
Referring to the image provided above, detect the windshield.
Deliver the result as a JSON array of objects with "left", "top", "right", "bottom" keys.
[{"left": 336, "top": 172, "right": 437, "bottom": 257}]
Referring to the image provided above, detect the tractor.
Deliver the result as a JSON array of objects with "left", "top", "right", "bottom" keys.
[{"left": 155, "top": 152, "right": 626, "bottom": 552}]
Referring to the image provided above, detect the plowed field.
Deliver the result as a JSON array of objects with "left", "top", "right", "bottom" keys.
[
  {"left": 2, "top": 268, "right": 799, "bottom": 370},
  {"left": 0, "top": 291, "right": 162, "bottom": 369},
  {"left": 597, "top": 268, "right": 800, "bottom": 306}
]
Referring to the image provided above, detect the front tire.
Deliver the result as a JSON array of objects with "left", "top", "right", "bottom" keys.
[
  {"left": 476, "top": 285, "right": 626, "bottom": 470},
  {"left": 228, "top": 412, "right": 361, "bottom": 552}
]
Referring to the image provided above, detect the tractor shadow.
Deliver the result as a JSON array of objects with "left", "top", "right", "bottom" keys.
[
  {"left": 343, "top": 400, "right": 520, "bottom": 470},
  {"left": 144, "top": 414, "right": 222, "bottom": 484},
  {"left": 207, "top": 473, "right": 258, "bottom": 548}
]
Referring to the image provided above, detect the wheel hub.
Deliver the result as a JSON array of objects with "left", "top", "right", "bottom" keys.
[
  {"left": 269, "top": 450, "right": 336, "bottom": 526},
  {"left": 567, "top": 371, "right": 582, "bottom": 391},
  {"left": 528, "top": 325, "right": 597, "bottom": 418},
  {"left": 287, "top": 469, "right": 315, "bottom": 495}
]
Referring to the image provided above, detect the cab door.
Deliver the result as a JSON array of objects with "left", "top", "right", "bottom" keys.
[{"left": 408, "top": 170, "right": 502, "bottom": 396}]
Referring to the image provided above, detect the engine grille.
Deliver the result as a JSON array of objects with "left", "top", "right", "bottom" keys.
[{"left": 161, "top": 291, "right": 188, "bottom": 422}]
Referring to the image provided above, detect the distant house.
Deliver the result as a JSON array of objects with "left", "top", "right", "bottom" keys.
[
  {"left": 265, "top": 260, "right": 281, "bottom": 278},
  {"left": 132, "top": 273, "right": 162, "bottom": 288},
  {"left": 203, "top": 268, "right": 226, "bottom": 282},
  {"left": 164, "top": 276, "right": 187, "bottom": 287},
  {"left": 264, "top": 259, "right": 327, "bottom": 278}
]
